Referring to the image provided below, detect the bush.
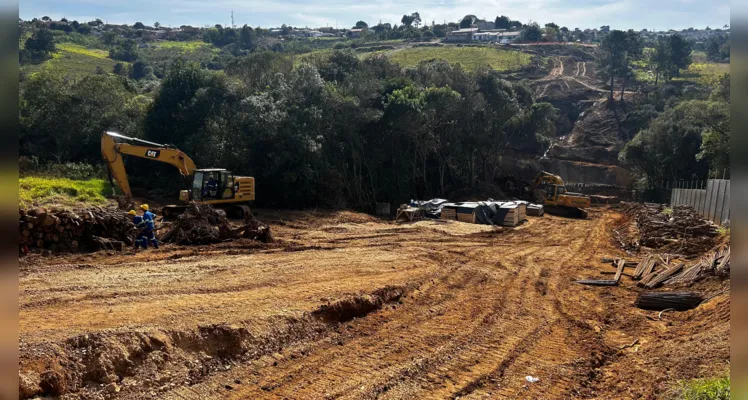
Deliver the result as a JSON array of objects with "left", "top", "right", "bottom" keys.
[
  {"left": 676, "top": 376, "right": 730, "bottom": 400},
  {"left": 20, "top": 157, "right": 107, "bottom": 180},
  {"left": 19, "top": 176, "right": 111, "bottom": 207}
]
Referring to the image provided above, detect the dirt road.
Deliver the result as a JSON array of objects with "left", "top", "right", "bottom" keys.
[{"left": 19, "top": 209, "right": 729, "bottom": 399}]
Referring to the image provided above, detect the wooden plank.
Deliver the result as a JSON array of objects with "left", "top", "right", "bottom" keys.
[
  {"left": 644, "top": 263, "right": 685, "bottom": 289},
  {"left": 614, "top": 259, "right": 626, "bottom": 282},
  {"left": 632, "top": 256, "right": 649, "bottom": 280},
  {"left": 637, "top": 269, "right": 660, "bottom": 288},
  {"left": 576, "top": 279, "right": 618, "bottom": 286}
]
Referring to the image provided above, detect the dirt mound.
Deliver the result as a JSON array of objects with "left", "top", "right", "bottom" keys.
[
  {"left": 619, "top": 203, "right": 719, "bottom": 256},
  {"left": 313, "top": 285, "right": 408, "bottom": 323},
  {"left": 160, "top": 203, "right": 272, "bottom": 245}
]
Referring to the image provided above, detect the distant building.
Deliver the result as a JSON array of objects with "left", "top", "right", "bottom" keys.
[
  {"left": 347, "top": 28, "right": 366, "bottom": 38},
  {"left": 445, "top": 27, "right": 478, "bottom": 42},
  {"left": 497, "top": 31, "right": 521, "bottom": 44},
  {"left": 180, "top": 26, "right": 201, "bottom": 33},
  {"left": 472, "top": 30, "right": 520, "bottom": 44},
  {"left": 476, "top": 21, "right": 495, "bottom": 30}
]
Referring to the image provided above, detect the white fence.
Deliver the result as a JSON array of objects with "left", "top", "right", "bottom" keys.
[{"left": 670, "top": 179, "right": 730, "bottom": 225}]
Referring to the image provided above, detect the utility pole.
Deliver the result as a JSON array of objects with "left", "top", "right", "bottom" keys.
[{"left": 231, "top": 10, "right": 234, "bottom": 28}]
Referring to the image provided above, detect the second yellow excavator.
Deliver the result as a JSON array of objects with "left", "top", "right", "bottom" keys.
[
  {"left": 528, "top": 171, "right": 590, "bottom": 219},
  {"left": 101, "top": 131, "right": 255, "bottom": 218}
]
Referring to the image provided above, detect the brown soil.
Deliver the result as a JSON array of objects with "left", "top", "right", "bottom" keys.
[{"left": 19, "top": 207, "right": 729, "bottom": 399}]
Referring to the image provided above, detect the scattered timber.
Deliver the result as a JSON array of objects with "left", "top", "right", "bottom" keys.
[
  {"left": 576, "top": 279, "right": 619, "bottom": 286},
  {"left": 634, "top": 292, "right": 703, "bottom": 311}
]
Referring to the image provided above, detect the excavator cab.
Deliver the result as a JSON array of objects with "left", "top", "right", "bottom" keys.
[
  {"left": 185, "top": 169, "right": 237, "bottom": 202},
  {"left": 545, "top": 184, "right": 565, "bottom": 201}
]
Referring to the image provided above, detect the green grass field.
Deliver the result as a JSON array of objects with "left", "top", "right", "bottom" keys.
[
  {"left": 295, "top": 46, "right": 531, "bottom": 72},
  {"left": 19, "top": 177, "right": 111, "bottom": 208},
  {"left": 151, "top": 40, "right": 214, "bottom": 52},
  {"left": 675, "top": 61, "right": 730, "bottom": 86},
  {"left": 387, "top": 46, "right": 531, "bottom": 71},
  {"left": 22, "top": 43, "right": 119, "bottom": 77},
  {"left": 632, "top": 50, "right": 729, "bottom": 86}
]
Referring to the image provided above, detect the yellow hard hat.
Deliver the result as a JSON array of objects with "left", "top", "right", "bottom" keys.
[
  {"left": 140, "top": 204, "right": 149, "bottom": 211},
  {"left": 128, "top": 210, "right": 137, "bottom": 215}
]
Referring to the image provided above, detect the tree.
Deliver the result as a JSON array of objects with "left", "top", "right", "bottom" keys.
[
  {"left": 20, "top": 70, "right": 142, "bottom": 164},
  {"left": 24, "top": 29, "right": 55, "bottom": 53},
  {"left": 109, "top": 39, "right": 138, "bottom": 62},
  {"left": 494, "top": 15, "right": 510, "bottom": 30},
  {"left": 521, "top": 22, "right": 541, "bottom": 42},
  {"left": 130, "top": 60, "right": 149, "bottom": 80},
  {"left": 401, "top": 14, "right": 414, "bottom": 27},
  {"left": 60, "top": 17, "right": 68, "bottom": 22},
  {"left": 459, "top": 15, "right": 477, "bottom": 29},
  {"left": 619, "top": 29, "right": 643, "bottom": 100},
  {"left": 77, "top": 24, "right": 91, "bottom": 34},
  {"left": 50, "top": 22, "right": 73, "bottom": 33},
  {"left": 619, "top": 100, "right": 718, "bottom": 183},
  {"left": 154, "top": 21, "right": 160, "bottom": 28},
  {"left": 239, "top": 25, "right": 256, "bottom": 50},
  {"left": 411, "top": 12, "right": 421, "bottom": 29},
  {"left": 133, "top": 22, "right": 145, "bottom": 30},
  {"left": 596, "top": 30, "right": 628, "bottom": 100},
  {"left": 696, "top": 99, "right": 730, "bottom": 174},
  {"left": 113, "top": 62, "right": 127, "bottom": 75},
  {"left": 103, "top": 30, "right": 117, "bottom": 45},
  {"left": 667, "top": 34, "right": 692, "bottom": 78},
  {"left": 650, "top": 34, "right": 692, "bottom": 83},
  {"left": 544, "top": 23, "right": 559, "bottom": 41},
  {"left": 354, "top": 21, "right": 368, "bottom": 29},
  {"left": 433, "top": 25, "right": 447, "bottom": 38},
  {"left": 41, "top": 16, "right": 50, "bottom": 21},
  {"left": 71, "top": 20, "right": 80, "bottom": 29}
]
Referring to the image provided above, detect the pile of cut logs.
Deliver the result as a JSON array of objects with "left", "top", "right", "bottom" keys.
[
  {"left": 621, "top": 203, "right": 719, "bottom": 256},
  {"left": 19, "top": 207, "right": 136, "bottom": 253}
]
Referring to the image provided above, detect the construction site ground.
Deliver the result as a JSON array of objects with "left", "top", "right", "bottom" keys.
[{"left": 19, "top": 207, "right": 729, "bottom": 399}]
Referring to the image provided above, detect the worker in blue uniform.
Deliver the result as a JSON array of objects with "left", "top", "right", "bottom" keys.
[
  {"left": 204, "top": 174, "right": 219, "bottom": 199},
  {"left": 129, "top": 210, "right": 147, "bottom": 250},
  {"left": 139, "top": 204, "right": 159, "bottom": 249}
]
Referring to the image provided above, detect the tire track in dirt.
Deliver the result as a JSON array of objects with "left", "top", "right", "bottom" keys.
[
  {"left": 22, "top": 212, "right": 632, "bottom": 400},
  {"left": 159, "top": 217, "right": 603, "bottom": 400}
]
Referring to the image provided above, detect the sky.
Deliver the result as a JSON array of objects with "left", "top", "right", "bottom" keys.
[{"left": 19, "top": 0, "right": 730, "bottom": 31}]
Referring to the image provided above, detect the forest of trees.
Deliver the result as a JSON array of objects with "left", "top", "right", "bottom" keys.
[{"left": 20, "top": 52, "right": 559, "bottom": 210}]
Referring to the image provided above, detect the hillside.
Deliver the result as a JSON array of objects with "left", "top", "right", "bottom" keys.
[{"left": 19, "top": 20, "right": 730, "bottom": 206}]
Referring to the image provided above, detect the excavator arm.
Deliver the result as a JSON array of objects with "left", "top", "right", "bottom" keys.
[{"left": 101, "top": 131, "right": 197, "bottom": 196}]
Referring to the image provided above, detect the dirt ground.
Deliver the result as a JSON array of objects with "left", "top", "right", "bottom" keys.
[{"left": 19, "top": 207, "right": 729, "bottom": 399}]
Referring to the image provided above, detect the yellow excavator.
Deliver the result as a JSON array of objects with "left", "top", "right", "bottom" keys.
[
  {"left": 528, "top": 171, "right": 590, "bottom": 218},
  {"left": 101, "top": 131, "right": 255, "bottom": 218}
]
